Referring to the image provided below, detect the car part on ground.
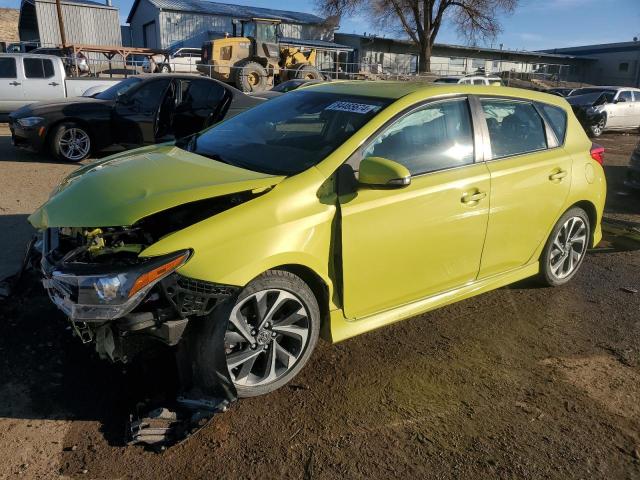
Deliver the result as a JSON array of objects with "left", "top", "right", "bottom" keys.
[
  {"left": 8, "top": 74, "right": 266, "bottom": 162},
  {"left": 29, "top": 83, "right": 605, "bottom": 445}
]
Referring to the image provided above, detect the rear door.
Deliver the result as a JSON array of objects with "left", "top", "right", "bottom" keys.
[
  {"left": 172, "top": 78, "right": 227, "bottom": 138},
  {"left": 113, "top": 78, "right": 171, "bottom": 145},
  {"left": 477, "top": 97, "right": 572, "bottom": 278},
  {"left": 0, "top": 57, "right": 23, "bottom": 113},
  {"left": 21, "top": 57, "right": 65, "bottom": 101}
]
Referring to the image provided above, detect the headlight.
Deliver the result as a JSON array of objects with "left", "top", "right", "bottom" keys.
[
  {"left": 17, "top": 117, "right": 44, "bottom": 127},
  {"left": 44, "top": 250, "right": 190, "bottom": 321}
]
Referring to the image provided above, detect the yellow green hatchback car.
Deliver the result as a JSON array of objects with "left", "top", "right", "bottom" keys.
[{"left": 31, "top": 82, "right": 606, "bottom": 399}]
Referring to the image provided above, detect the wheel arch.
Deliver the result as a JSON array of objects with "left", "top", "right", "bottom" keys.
[
  {"left": 568, "top": 199, "right": 598, "bottom": 248},
  {"left": 273, "top": 264, "right": 331, "bottom": 334}
]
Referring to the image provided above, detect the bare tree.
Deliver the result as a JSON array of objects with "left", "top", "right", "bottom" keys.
[{"left": 317, "top": 0, "right": 518, "bottom": 72}]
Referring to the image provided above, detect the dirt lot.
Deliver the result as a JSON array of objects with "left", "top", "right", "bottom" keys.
[{"left": 0, "top": 125, "right": 639, "bottom": 479}]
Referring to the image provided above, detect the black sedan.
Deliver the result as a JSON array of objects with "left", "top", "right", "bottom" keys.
[{"left": 9, "top": 74, "right": 267, "bottom": 162}]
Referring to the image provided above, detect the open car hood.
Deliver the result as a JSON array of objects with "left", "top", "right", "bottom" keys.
[{"left": 29, "top": 145, "right": 284, "bottom": 228}]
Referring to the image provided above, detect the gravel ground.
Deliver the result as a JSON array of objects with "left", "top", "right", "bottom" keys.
[{"left": 0, "top": 125, "right": 639, "bottom": 479}]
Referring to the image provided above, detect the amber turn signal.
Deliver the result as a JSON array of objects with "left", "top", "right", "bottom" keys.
[{"left": 128, "top": 252, "right": 189, "bottom": 298}]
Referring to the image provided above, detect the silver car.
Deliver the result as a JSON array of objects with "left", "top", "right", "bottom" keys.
[
  {"left": 143, "top": 47, "right": 201, "bottom": 73},
  {"left": 568, "top": 86, "right": 640, "bottom": 134}
]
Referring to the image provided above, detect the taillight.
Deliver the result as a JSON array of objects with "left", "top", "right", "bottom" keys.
[{"left": 590, "top": 143, "right": 604, "bottom": 165}]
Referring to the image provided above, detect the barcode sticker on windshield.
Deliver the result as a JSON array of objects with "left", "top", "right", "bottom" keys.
[{"left": 325, "top": 101, "right": 380, "bottom": 114}]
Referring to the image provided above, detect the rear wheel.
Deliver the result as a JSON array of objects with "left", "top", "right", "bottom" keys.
[
  {"left": 234, "top": 61, "right": 268, "bottom": 92},
  {"left": 50, "top": 122, "right": 91, "bottom": 162},
  {"left": 538, "top": 207, "right": 590, "bottom": 286},
  {"left": 194, "top": 270, "right": 320, "bottom": 398},
  {"left": 294, "top": 64, "right": 322, "bottom": 80}
]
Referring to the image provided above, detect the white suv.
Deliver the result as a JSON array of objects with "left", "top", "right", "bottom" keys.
[{"left": 434, "top": 75, "right": 503, "bottom": 86}]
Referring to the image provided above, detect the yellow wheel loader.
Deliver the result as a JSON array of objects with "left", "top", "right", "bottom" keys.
[{"left": 198, "top": 18, "right": 322, "bottom": 92}]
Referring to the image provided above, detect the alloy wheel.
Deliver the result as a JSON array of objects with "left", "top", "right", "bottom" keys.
[
  {"left": 59, "top": 127, "right": 90, "bottom": 161},
  {"left": 549, "top": 216, "right": 588, "bottom": 279},
  {"left": 224, "top": 289, "right": 311, "bottom": 387}
]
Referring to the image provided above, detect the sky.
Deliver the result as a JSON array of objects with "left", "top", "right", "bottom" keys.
[{"left": 1, "top": 0, "right": 639, "bottom": 51}]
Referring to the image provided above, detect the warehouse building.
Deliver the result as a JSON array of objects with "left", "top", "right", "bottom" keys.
[
  {"left": 18, "top": 0, "right": 121, "bottom": 47},
  {"left": 542, "top": 41, "right": 640, "bottom": 87},
  {"left": 334, "top": 33, "right": 593, "bottom": 80},
  {"left": 126, "top": 0, "right": 335, "bottom": 50}
]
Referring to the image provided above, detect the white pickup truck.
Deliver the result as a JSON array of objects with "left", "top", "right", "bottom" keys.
[{"left": 0, "top": 53, "right": 121, "bottom": 114}]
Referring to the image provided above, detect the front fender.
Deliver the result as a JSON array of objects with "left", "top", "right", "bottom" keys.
[{"left": 140, "top": 167, "right": 338, "bottom": 308}]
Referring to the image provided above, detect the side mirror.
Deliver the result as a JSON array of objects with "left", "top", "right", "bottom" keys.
[
  {"left": 359, "top": 157, "right": 411, "bottom": 188},
  {"left": 615, "top": 97, "right": 626, "bottom": 103}
]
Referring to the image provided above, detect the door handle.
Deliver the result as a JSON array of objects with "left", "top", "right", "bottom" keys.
[
  {"left": 549, "top": 169, "right": 568, "bottom": 181},
  {"left": 9, "top": 81, "right": 20, "bottom": 86},
  {"left": 48, "top": 82, "right": 59, "bottom": 86},
  {"left": 461, "top": 191, "right": 487, "bottom": 204}
]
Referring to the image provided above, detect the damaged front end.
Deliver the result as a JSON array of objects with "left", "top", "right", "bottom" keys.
[
  {"left": 39, "top": 224, "right": 241, "bottom": 447},
  {"left": 40, "top": 224, "right": 237, "bottom": 362}
]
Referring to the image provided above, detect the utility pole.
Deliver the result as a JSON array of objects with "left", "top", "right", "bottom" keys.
[{"left": 55, "top": 0, "right": 67, "bottom": 47}]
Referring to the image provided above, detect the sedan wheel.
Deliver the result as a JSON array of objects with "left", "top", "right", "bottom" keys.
[
  {"left": 51, "top": 122, "right": 91, "bottom": 162},
  {"left": 225, "top": 289, "right": 312, "bottom": 388},
  {"left": 590, "top": 118, "right": 605, "bottom": 137}
]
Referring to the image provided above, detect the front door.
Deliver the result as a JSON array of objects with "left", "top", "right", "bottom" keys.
[
  {"left": 113, "top": 78, "right": 171, "bottom": 146},
  {"left": 607, "top": 90, "right": 634, "bottom": 128},
  {"left": 477, "top": 98, "right": 572, "bottom": 278},
  {"left": 339, "top": 98, "right": 490, "bottom": 319}
]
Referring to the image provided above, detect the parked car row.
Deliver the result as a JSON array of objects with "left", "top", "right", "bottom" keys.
[
  {"left": 9, "top": 74, "right": 275, "bottom": 161},
  {"left": 27, "top": 82, "right": 605, "bottom": 405}
]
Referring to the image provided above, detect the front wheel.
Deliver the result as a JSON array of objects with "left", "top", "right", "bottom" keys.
[
  {"left": 195, "top": 270, "right": 320, "bottom": 398},
  {"left": 590, "top": 117, "right": 605, "bottom": 137},
  {"left": 50, "top": 122, "right": 91, "bottom": 162},
  {"left": 538, "top": 207, "right": 590, "bottom": 286}
]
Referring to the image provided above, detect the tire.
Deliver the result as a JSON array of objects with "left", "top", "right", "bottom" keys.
[
  {"left": 194, "top": 270, "right": 320, "bottom": 398},
  {"left": 294, "top": 64, "right": 322, "bottom": 80},
  {"left": 49, "top": 122, "right": 91, "bottom": 162},
  {"left": 590, "top": 117, "right": 605, "bottom": 137},
  {"left": 538, "top": 207, "right": 590, "bottom": 287},
  {"left": 233, "top": 61, "right": 268, "bottom": 92},
  {"left": 157, "top": 64, "right": 171, "bottom": 73}
]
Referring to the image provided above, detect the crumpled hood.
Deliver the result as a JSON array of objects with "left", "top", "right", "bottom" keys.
[{"left": 29, "top": 145, "right": 284, "bottom": 228}]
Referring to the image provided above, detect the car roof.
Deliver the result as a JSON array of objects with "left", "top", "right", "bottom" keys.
[{"left": 305, "top": 81, "right": 566, "bottom": 104}]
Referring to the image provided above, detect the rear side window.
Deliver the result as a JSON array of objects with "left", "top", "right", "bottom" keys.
[
  {"left": 480, "top": 99, "right": 547, "bottom": 159},
  {"left": 179, "top": 79, "right": 225, "bottom": 108},
  {"left": 23, "top": 58, "right": 54, "bottom": 78},
  {"left": 363, "top": 98, "right": 475, "bottom": 175},
  {"left": 539, "top": 103, "right": 567, "bottom": 143},
  {"left": 0, "top": 58, "right": 17, "bottom": 78}
]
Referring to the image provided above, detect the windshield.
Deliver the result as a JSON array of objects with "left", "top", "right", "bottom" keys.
[
  {"left": 180, "top": 91, "right": 392, "bottom": 175},
  {"left": 568, "top": 88, "right": 616, "bottom": 97},
  {"left": 567, "top": 92, "right": 614, "bottom": 106},
  {"left": 95, "top": 77, "right": 142, "bottom": 100}
]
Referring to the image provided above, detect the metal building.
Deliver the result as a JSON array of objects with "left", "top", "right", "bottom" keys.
[
  {"left": 126, "top": 0, "right": 333, "bottom": 50},
  {"left": 18, "top": 0, "right": 121, "bottom": 47}
]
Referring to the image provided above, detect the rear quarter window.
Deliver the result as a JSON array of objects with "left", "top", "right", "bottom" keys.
[{"left": 539, "top": 103, "right": 567, "bottom": 144}]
